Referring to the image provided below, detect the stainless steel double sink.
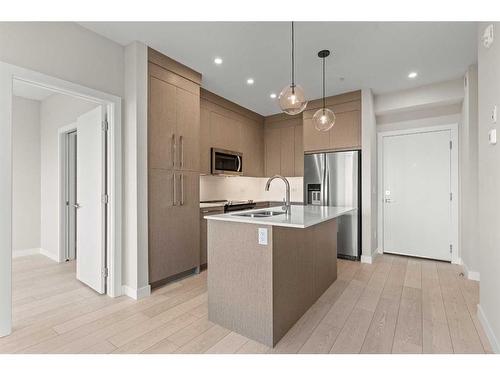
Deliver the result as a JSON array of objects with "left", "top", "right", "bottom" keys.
[{"left": 232, "top": 210, "right": 285, "bottom": 218}]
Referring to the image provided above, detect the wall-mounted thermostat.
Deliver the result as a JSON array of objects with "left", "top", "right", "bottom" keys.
[
  {"left": 483, "top": 24, "right": 494, "bottom": 48},
  {"left": 489, "top": 129, "right": 497, "bottom": 145}
]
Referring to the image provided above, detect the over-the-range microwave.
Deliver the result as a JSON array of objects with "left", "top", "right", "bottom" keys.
[{"left": 211, "top": 148, "right": 243, "bottom": 176}]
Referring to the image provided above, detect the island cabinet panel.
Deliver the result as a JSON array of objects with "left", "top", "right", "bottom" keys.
[
  {"left": 303, "top": 90, "right": 362, "bottom": 153},
  {"left": 199, "top": 206, "right": 224, "bottom": 267},
  {"left": 200, "top": 89, "right": 264, "bottom": 176},
  {"left": 263, "top": 114, "right": 303, "bottom": 177},
  {"left": 207, "top": 218, "right": 338, "bottom": 347},
  {"left": 148, "top": 48, "right": 201, "bottom": 287}
]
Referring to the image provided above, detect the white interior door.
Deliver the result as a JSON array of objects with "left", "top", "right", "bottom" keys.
[
  {"left": 383, "top": 130, "right": 452, "bottom": 261},
  {"left": 76, "top": 106, "right": 106, "bottom": 293}
]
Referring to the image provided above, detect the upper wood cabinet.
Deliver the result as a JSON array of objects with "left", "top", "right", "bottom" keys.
[
  {"left": 200, "top": 89, "right": 264, "bottom": 177},
  {"left": 263, "top": 114, "right": 303, "bottom": 177},
  {"left": 303, "top": 91, "right": 361, "bottom": 153},
  {"left": 148, "top": 62, "right": 200, "bottom": 172}
]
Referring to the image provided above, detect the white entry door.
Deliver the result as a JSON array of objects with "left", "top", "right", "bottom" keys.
[
  {"left": 76, "top": 106, "right": 106, "bottom": 293},
  {"left": 382, "top": 129, "right": 452, "bottom": 261}
]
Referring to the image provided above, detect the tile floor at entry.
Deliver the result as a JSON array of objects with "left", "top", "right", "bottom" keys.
[{"left": 0, "top": 253, "right": 492, "bottom": 354}]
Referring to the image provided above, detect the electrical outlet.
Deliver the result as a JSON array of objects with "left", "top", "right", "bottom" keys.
[{"left": 258, "top": 228, "right": 268, "bottom": 245}]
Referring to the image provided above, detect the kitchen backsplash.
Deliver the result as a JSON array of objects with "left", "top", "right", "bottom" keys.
[{"left": 200, "top": 175, "right": 304, "bottom": 203}]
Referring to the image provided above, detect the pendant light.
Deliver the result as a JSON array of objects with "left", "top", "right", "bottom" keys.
[
  {"left": 278, "top": 21, "right": 307, "bottom": 115},
  {"left": 313, "top": 49, "right": 335, "bottom": 132}
]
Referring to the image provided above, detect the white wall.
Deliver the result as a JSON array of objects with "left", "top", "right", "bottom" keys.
[
  {"left": 460, "top": 65, "right": 479, "bottom": 279},
  {"left": 40, "top": 93, "right": 97, "bottom": 260},
  {"left": 123, "top": 42, "right": 149, "bottom": 299},
  {"left": 200, "top": 176, "right": 303, "bottom": 203},
  {"left": 375, "top": 78, "right": 464, "bottom": 116},
  {"left": 361, "top": 89, "right": 378, "bottom": 261},
  {"left": 12, "top": 96, "right": 41, "bottom": 253},
  {"left": 0, "top": 22, "right": 124, "bottom": 97},
  {"left": 477, "top": 22, "right": 500, "bottom": 353}
]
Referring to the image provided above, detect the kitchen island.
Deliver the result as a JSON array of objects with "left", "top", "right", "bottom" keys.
[{"left": 205, "top": 204, "right": 354, "bottom": 347}]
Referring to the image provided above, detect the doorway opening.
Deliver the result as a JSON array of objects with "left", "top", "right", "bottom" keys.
[{"left": 63, "top": 130, "right": 77, "bottom": 262}]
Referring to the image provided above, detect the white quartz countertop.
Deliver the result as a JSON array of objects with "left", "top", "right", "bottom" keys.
[{"left": 205, "top": 205, "right": 355, "bottom": 229}]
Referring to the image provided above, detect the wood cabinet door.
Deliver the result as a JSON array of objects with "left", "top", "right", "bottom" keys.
[
  {"left": 149, "top": 76, "right": 176, "bottom": 170},
  {"left": 242, "top": 121, "right": 264, "bottom": 177},
  {"left": 330, "top": 110, "right": 361, "bottom": 150},
  {"left": 176, "top": 87, "right": 200, "bottom": 172},
  {"left": 303, "top": 114, "right": 330, "bottom": 153},
  {"left": 209, "top": 111, "right": 242, "bottom": 152},
  {"left": 148, "top": 168, "right": 176, "bottom": 284},
  {"left": 199, "top": 106, "right": 211, "bottom": 174},
  {"left": 265, "top": 127, "right": 281, "bottom": 176},
  {"left": 280, "top": 127, "right": 295, "bottom": 177},
  {"left": 294, "top": 125, "right": 304, "bottom": 176}
]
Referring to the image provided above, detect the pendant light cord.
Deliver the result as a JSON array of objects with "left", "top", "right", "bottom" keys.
[
  {"left": 322, "top": 55, "right": 326, "bottom": 111},
  {"left": 291, "top": 21, "right": 295, "bottom": 91}
]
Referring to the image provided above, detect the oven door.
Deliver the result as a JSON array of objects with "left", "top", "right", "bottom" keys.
[{"left": 211, "top": 148, "right": 243, "bottom": 175}]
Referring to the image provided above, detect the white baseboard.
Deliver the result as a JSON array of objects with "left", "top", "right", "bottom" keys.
[
  {"left": 462, "top": 260, "right": 480, "bottom": 281},
  {"left": 12, "top": 248, "right": 41, "bottom": 258},
  {"left": 122, "top": 284, "right": 151, "bottom": 300},
  {"left": 477, "top": 304, "right": 500, "bottom": 353},
  {"left": 39, "top": 248, "right": 60, "bottom": 263}
]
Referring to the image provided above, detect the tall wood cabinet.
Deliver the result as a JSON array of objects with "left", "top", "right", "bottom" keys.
[
  {"left": 148, "top": 48, "right": 202, "bottom": 287},
  {"left": 263, "top": 114, "right": 303, "bottom": 177}
]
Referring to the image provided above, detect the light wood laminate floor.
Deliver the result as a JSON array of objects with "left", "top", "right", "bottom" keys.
[{"left": 0, "top": 253, "right": 492, "bottom": 354}]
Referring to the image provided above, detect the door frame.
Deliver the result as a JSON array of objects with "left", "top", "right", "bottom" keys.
[
  {"left": 377, "top": 123, "right": 459, "bottom": 264},
  {"left": 59, "top": 124, "right": 78, "bottom": 263},
  {"left": 0, "top": 61, "right": 122, "bottom": 337}
]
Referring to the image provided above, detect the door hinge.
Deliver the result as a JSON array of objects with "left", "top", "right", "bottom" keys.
[
  {"left": 450, "top": 192, "right": 453, "bottom": 201},
  {"left": 450, "top": 244, "right": 453, "bottom": 253},
  {"left": 102, "top": 194, "right": 109, "bottom": 204},
  {"left": 102, "top": 267, "right": 108, "bottom": 277},
  {"left": 102, "top": 119, "right": 109, "bottom": 132},
  {"left": 449, "top": 140, "right": 453, "bottom": 149}
]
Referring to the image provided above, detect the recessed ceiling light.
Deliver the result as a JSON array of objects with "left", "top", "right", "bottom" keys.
[
  {"left": 246, "top": 78, "right": 254, "bottom": 85},
  {"left": 270, "top": 93, "right": 277, "bottom": 99},
  {"left": 408, "top": 72, "right": 418, "bottom": 79},
  {"left": 214, "top": 57, "right": 223, "bottom": 65}
]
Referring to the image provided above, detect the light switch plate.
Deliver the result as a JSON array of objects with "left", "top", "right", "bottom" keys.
[
  {"left": 489, "top": 129, "right": 497, "bottom": 145},
  {"left": 258, "top": 228, "right": 268, "bottom": 245}
]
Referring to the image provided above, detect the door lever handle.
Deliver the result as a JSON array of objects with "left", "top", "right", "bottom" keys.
[
  {"left": 384, "top": 198, "right": 393, "bottom": 203},
  {"left": 73, "top": 203, "right": 81, "bottom": 209}
]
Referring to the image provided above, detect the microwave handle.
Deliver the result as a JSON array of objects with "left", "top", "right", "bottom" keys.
[{"left": 237, "top": 155, "right": 242, "bottom": 172}]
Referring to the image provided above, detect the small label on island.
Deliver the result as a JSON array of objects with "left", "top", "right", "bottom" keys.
[{"left": 258, "top": 228, "right": 268, "bottom": 245}]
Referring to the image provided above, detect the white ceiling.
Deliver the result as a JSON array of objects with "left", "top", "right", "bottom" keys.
[
  {"left": 80, "top": 22, "right": 477, "bottom": 116},
  {"left": 13, "top": 79, "right": 54, "bottom": 101}
]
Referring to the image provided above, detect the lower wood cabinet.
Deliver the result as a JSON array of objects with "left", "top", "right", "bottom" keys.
[{"left": 149, "top": 168, "right": 200, "bottom": 286}]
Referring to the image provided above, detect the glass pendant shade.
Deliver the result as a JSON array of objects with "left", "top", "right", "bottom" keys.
[
  {"left": 313, "top": 107, "right": 336, "bottom": 132},
  {"left": 278, "top": 84, "right": 308, "bottom": 115}
]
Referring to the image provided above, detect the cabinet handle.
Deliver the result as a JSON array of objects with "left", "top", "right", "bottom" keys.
[
  {"left": 179, "top": 135, "right": 184, "bottom": 169},
  {"left": 180, "top": 174, "right": 184, "bottom": 206},
  {"left": 171, "top": 134, "right": 176, "bottom": 169},
  {"left": 172, "top": 173, "right": 177, "bottom": 206}
]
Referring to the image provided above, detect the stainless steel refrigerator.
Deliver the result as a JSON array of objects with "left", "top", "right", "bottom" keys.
[{"left": 304, "top": 151, "right": 361, "bottom": 260}]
